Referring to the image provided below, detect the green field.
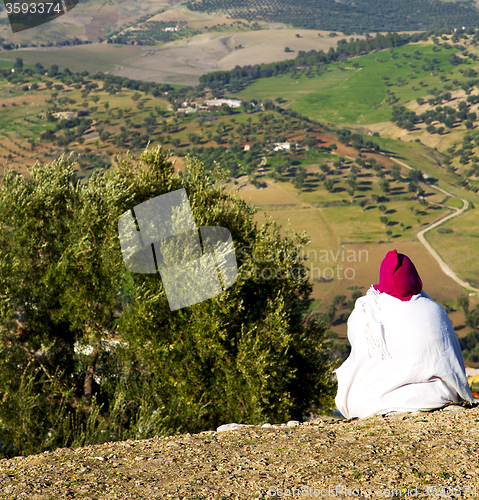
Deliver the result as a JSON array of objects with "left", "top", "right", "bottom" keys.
[
  {"left": 426, "top": 208, "right": 479, "bottom": 286},
  {"left": 0, "top": 60, "right": 15, "bottom": 69},
  {"left": 275, "top": 166, "right": 451, "bottom": 240},
  {"left": 251, "top": 201, "right": 340, "bottom": 298},
  {"left": 235, "top": 42, "right": 462, "bottom": 126}
]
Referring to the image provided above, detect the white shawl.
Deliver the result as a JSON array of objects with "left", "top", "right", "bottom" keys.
[{"left": 335, "top": 287, "right": 473, "bottom": 419}]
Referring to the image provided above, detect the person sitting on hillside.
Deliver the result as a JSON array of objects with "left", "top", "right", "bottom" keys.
[{"left": 335, "top": 249, "right": 473, "bottom": 419}]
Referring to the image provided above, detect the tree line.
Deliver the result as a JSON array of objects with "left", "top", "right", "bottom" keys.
[{"left": 199, "top": 32, "right": 430, "bottom": 90}]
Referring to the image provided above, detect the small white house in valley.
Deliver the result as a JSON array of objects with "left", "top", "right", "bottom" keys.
[
  {"left": 54, "top": 112, "right": 75, "bottom": 119},
  {"left": 206, "top": 98, "right": 242, "bottom": 108},
  {"left": 274, "top": 142, "right": 291, "bottom": 151}
]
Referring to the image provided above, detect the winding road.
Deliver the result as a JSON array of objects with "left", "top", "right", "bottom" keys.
[{"left": 386, "top": 156, "right": 479, "bottom": 294}]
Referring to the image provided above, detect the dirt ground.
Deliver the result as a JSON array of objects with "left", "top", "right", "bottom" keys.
[{"left": 1, "top": 403, "right": 478, "bottom": 499}]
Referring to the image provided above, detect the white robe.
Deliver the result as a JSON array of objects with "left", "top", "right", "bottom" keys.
[{"left": 335, "top": 286, "right": 473, "bottom": 419}]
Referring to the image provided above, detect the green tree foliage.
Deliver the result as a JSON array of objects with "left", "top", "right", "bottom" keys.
[
  {"left": 457, "top": 295, "right": 470, "bottom": 316},
  {"left": 323, "top": 179, "right": 334, "bottom": 192},
  {"left": 448, "top": 53, "right": 463, "bottom": 66},
  {"left": 459, "top": 329, "right": 479, "bottom": 363},
  {"left": 319, "top": 305, "right": 336, "bottom": 325},
  {"left": 320, "top": 164, "right": 330, "bottom": 174},
  {"left": 379, "top": 179, "right": 390, "bottom": 194},
  {"left": 391, "top": 165, "right": 401, "bottom": 181},
  {"left": 391, "top": 106, "right": 418, "bottom": 130},
  {"left": 292, "top": 166, "right": 307, "bottom": 190},
  {"left": 0, "top": 147, "right": 336, "bottom": 458},
  {"left": 466, "top": 305, "right": 479, "bottom": 330},
  {"left": 332, "top": 295, "right": 346, "bottom": 307}
]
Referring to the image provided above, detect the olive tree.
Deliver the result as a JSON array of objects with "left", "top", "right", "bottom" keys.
[{"left": 0, "top": 146, "right": 336, "bottom": 457}]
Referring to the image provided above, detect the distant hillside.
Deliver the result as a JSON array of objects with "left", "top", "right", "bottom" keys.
[
  {"left": 186, "top": 0, "right": 479, "bottom": 32},
  {"left": 0, "top": 0, "right": 166, "bottom": 46}
]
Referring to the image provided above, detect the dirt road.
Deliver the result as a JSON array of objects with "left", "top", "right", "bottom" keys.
[{"left": 386, "top": 156, "right": 479, "bottom": 294}]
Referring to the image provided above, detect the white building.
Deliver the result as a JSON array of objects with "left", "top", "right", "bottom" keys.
[
  {"left": 206, "top": 98, "right": 242, "bottom": 108},
  {"left": 177, "top": 107, "right": 197, "bottom": 114},
  {"left": 274, "top": 142, "right": 291, "bottom": 151},
  {"left": 54, "top": 112, "right": 75, "bottom": 119}
]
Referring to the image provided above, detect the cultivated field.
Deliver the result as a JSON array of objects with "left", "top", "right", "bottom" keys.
[
  {"left": 234, "top": 41, "right": 459, "bottom": 126},
  {"left": 238, "top": 173, "right": 463, "bottom": 284},
  {"left": 1, "top": 57, "right": 475, "bottom": 322},
  {"left": 239, "top": 177, "right": 475, "bottom": 339},
  {"left": 110, "top": 28, "right": 362, "bottom": 85},
  {"left": 0, "top": 75, "right": 170, "bottom": 178},
  {"left": 426, "top": 207, "right": 479, "bottom": 287},
  {"left": 1, "top": 44, "right": 147, "bottom": 76}
]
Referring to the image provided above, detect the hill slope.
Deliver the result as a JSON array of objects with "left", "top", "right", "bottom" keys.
[{"left": 186, "top": 0, "right": 479, "bottom": 31}]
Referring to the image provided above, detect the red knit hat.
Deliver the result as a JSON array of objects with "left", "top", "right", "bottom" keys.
[{"left": 373, "top": 250, "right": 423, "bottom": 301}]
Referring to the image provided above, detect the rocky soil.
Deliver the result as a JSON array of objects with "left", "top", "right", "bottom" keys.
[{"left": 1, "top": 403, "right": 479, "bottom": 500}]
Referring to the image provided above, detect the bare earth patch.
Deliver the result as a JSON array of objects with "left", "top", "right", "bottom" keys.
[{"left": 84, "top": 12, "right": 120, "bottom": 43}]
